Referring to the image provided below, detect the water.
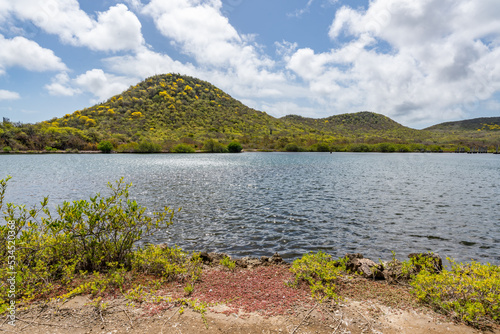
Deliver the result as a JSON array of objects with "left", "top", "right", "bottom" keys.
[{"left": 1, "top": 153, "right": 499, "bottom": 264}]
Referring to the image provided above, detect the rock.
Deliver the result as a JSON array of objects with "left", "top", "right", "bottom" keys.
[
  {"left": 235, "top": 259, "right": 248, "bottom": 268},
  {"left": 356, "top": 258, "right": 384, "bottom": 279},
  {"left": 345, "top": 253, "right": 383, "bottom": 279},
  {"left": 344, "top": 253, "right": 364, "bottom": 272},
  {"left": 260, "top": 256, "right": 269, "bottom": 262},
  {"left": 199, "top": 252, "right": 212, "bottom": 264},
  {"left": 246, "top": 259, "right": 262, "bottom": 268},
  {"left": 208, "top": 252, "right": 230, "bottom": 264},
  {"left": 269, "top": 253, "right": 284, "bottom": 264},
  {"left": 383, "top": 260, "right": 412, "bottom": 284},
  {"left": 408, "top": 253, "right": 442, "bottom": 273}
]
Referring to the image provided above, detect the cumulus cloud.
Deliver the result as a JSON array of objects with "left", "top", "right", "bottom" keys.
[
  {"left": 0, "top": 89, "right": 20, "bottom": 100},
  {"left": 74, "top": 69, "right": 133, "bottom": 103},
  {"left": 0, "top": 34, "right": 67, "bottom": 74},
  {"left": 286, "top": 0, "right": 500, "bottom": 126},
  {"left": 2, "top": 1, "right": 144, "bottom": 52},
  {"left": 45, "top": 72, "right": 81, "bottom": 96},
  {"left": 103, "top": 48, "right": 196, "bottom": 79}
]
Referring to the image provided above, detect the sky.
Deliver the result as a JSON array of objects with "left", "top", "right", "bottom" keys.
[{"left": 0, "top": 0, "right": 500, "bottom": 129}]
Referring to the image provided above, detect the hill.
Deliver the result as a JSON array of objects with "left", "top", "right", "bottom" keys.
[
  {"left": 425, "top": 117, "right": 500, "bottom": 132},
  {"left": 1, "top": 73, "right": 499, "bottom": 152}
]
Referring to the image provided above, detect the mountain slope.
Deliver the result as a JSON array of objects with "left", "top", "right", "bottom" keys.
[
  {"left": 2, "top": 73, "right": 500, "bottom": 152},
  {"left": 425, "top": 117, "right": 500, "bottom": 132}
]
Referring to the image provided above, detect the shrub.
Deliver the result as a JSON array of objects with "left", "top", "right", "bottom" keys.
[
  {"left": 97, "top": 140, "right": 113, "bottom": 153},
  {"left": 290, "top": 252, "right": 347, "bottom": 302},
  {"left": 411, "top": 259, "right": 500, "bottom": 327},
  {"left": 220, "top": 256, "right": 236, "bottom": 271},
  {"left": 135, "top": 140, "right": 162, "bottom": 153},
  {"left": 172, "top": 143, "right": 196, "bottom": 153},
  {"left": 377, "top": 142, "right": 396, "bottom": 152},
  {"left": 116, "top": 142, "right": 139, "bottom": 153},
  {"left": 227, "top": 141, "right": 243, "bottom": 153},
  {"left": 285, "top": 143, "right": 299, "bottom": 152},
  {"left": 315, "top": 143, "right": 330, "bottom": 152},
  {"left": 132, "top": 244, "right": 202, "bottom": 281},
  {"left": 2, "top": 146, "right": 12, "bottom": 153},
  {"left": 0, "top": 177, "right": 176, "bottom": 302},
  {"left": 203, "top": 139, "right": 228, "bottom": 153}
]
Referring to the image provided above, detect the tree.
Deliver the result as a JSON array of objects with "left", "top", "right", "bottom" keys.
[
  {"left": 97, "top": 140, "right": 113, "bottom": 153},
  {"left": 227, "top": 141, "right": 242, "bottom": 153}
]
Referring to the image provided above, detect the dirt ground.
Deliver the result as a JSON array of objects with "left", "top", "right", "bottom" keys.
[{"left": 5, "top": 294, "right": 499, "bottom": 334}]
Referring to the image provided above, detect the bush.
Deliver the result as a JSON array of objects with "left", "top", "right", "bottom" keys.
[
  {"left": 285, "top": 143, "right": 300, "bottom": 152},
  {"left": 135, "top": 140, "right": 162, "bottom": 153},
  {"left": 220, "top": 256, "right": 236, "bottom": 270},
  {"left": 350, "top": 144, "right": 371, "bottom": 152},
  {"left": 2, "top": 146, "right": 12, "bottom": 153},
  {"left": 97, "top": 140, "right": 113, "bottom": 153},
  {"left": 172, "top": 143, "right": 196, "bottom": 153},
  {"left": 377, "top": 142, "right": 396, "bottom": 152},
  {"left": 203, "top": 139, "right": 227, "bottom": 153},
  {"left": 411, "top": 259, "right": 500, "bottom": 326},
  {"left": 132, "top": 244, "right": 202, "bottom": 281},
  {"left": 116, "top": 142, "right": 139, "bottom": 153},
  {"left": 227, "top": 141, "right": 243, "bottom": 153},
  {"left": 316, "top": 143, "right": 330, "bottom": 152},
  {"left": 290, "top": 252, "right": 347, "bottom": 302},
  {"left": 0, "top": 177, "right": 176, "bottom": 302}
]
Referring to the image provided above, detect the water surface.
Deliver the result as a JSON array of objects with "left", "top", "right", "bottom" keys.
[{"left": 1, "top": 153, "right": 499, "bottom": 264}]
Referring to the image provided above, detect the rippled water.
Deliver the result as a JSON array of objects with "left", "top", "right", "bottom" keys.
[{"left": 1, "top": 153, "right": 499, "bottom": 264}]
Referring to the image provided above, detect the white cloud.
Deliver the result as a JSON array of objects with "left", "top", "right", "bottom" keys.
[
  {"left": 2, "top": 1, "right": 144, "bottom": 52},
  {"left": 74, "top": 69, "right": 133, "bottom": 103},
  {"left": 45, "top": 72, "right": 81, "bottom": 96},
  {"left": 0, "top": 34, "right": 67, "bottom": 74},
  {"left": 103, "top": 48, "right": 196, "bottom": 79},
  {"left": 0, "top": 89, "right": 20, "bottom": 100},
  {"left": 285, "top": 0, "right": 500, "bottom": 126}
]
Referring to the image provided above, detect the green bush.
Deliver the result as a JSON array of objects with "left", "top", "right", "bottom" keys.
[
  {"left": 0, "top": 176, "right": 176, "bottom": 303},
  {"left": 2, "top": 146, "right": 12, "bottom": 153},
  {"left": 350, "top": 144, "right": 371, "bottom": 152},
  {"left": 285, "top": 143, "right": 300, "bottom": 152},
  {"left": 220, "top": 256, "right": 236, "bottom": 270},
  {"left": 135, "top": 140, "right": 162, "bottom": 153},
  {"left": 116, "top": 142, "right": 139, "bottom": 153},
  {"left": 203, "top": 139, "right": 228, "bottom": 153},
  {"left": 172, "top": 143, "right": 196, "bottom": 153},
  {"left": 227, "top": 141, "right": 243, "bottom": 153},
  {"left": 315, "top": 143, "right": 331, "bottom": 152},
  {"left": 377, "top": 142, "right": 396, "bottom": 152},
  {"left": 411, "top": 259, "right": 500, "bottom": 326},
  {"left": 132, "top": 244, "right": 202, "bottom": 281},
  {"left": 97, "top": 140, "right": 113, "bottom": 153},
  {"left": 290, "top": 252, "right": 347, "bottom": 302}
]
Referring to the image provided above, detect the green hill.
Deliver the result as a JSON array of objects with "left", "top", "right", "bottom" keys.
[
  {"left": 1, "top": 73, "right": 500, "bottom": 153},
  {"left": 425, "top": 117, "right": 500, "bottom": 132}
]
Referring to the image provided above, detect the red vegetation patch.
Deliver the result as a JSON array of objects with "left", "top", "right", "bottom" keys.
[{"left": 192, "top": 266, "right": 313, "bottom": 317}]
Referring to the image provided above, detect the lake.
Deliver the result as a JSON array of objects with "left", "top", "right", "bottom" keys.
[{"left": 1, "top": 152, "right": 499, "bottom": 264}]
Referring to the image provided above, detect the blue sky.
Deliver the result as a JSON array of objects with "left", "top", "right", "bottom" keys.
[{"left": 1, "top": 0, "right": 500, "bottom": 128}]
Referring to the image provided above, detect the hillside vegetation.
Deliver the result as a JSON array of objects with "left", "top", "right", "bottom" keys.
[{"left": 1, "top": 73, "right": 499, "bottom": 153}]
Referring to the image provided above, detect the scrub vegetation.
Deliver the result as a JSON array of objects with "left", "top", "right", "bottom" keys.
[{"left": 1, "top": 74, "right": 499, "bottom": 153}]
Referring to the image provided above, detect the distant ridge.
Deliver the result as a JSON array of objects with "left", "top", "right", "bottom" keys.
[{"left": 425, "top": 117, "right": 500, "bottom": 132}]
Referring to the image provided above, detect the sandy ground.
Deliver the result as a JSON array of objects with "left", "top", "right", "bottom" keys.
[{"left": 5, "top": 294, "right": 499, "bottom": 334}]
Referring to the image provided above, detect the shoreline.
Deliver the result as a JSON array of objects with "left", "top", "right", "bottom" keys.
[{"left": 6, "top": 251, "right": 500, "bottom": 334}]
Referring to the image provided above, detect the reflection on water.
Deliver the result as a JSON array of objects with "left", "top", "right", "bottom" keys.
[{"left": 1, "top": 152, "right": 499, "bottom": 264}]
